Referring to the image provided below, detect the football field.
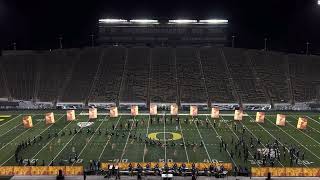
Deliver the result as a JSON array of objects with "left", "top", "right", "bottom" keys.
[{"left": 0, "top": 110, "right": 320, "bottom": 169}]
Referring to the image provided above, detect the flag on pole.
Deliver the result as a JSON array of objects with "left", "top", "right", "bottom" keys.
[
  {"left": 45, "top": 112, "right": 55, "bottom": 125},
  {"left": 67, "top": 110, "right": 76, "bottom": 121},
  {"left": 131, "top": 105, "right": 139, "bottom": 116},
  {"left": 211, "top": 107, "right": 220, "bottom": 118},
  {"left": 150, "top": 104, "right": 157, "bottom": 115},
  {"left": 255, "top": 112, "right": 265, "bottom": 123},
  {"left": 110, "top": 107, "right": 118, "bottom": 117},
  {"left": 22, "top": 116, "right": 33, "bottom": 128},
  {"left": 276, "top": 114, "right": 286, "bottom": 126},
  {"left": 89, "top": 107, "right": 98, "bottom": 119},
  {"left": 234, "top": 110, "right": 243, "bottom": 121},
  {"left": 297, "top": 117, "right": 307, "bottom": 130},
  {"left": 190, "top": 105, "right": 198, "bottom": 116}
]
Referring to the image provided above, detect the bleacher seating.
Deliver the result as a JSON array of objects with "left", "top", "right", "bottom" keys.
[
  {"left": 0, "top": 46, "right": 319, "bottom": 105},
  {"left": 175, "top": 48, "right": 207, "bottom": 103}
]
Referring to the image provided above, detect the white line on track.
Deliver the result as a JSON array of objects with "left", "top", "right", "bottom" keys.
[
  {"left": 119, "top": 118, "right": 134, "bottom": 162},
  {"left": 0, "top": 115, "right": 21, "bottom": 128},
  {"left": 178, "top": 118, "right": 190, "bottom": 163},
  {"left": 220, "top": 116, "right": 262, "bottom": 167},
  {"left": 264, "top": 116, "right": 320, "bottom": 161},
  {"left": 142, "top": 115, "right": 150, "bottom": 162},
  {"left": 98, "top": 116, "right": 122, "bottom": 161},
  {"left": 193, "top": 118, "right": 211, "bottom": 162},
  {"left": 206, "top": 115, "right": 238, "bottom": 168},
  {"left": 72, "top": 116, "right": 107, "bottom": 165},
  {"left": 0, "top": 115, "right": 64, "bottom": 166},
  {"left": 307, "top": 116, "right": 320, "bottom": 126}
]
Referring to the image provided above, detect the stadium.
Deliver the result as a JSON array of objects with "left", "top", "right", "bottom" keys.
[{"left": 1, "top": 1, "right": 320, "bottom": 179}]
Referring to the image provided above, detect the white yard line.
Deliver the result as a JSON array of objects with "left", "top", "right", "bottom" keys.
[
  {"left": 0, "top": 123, "right": 21, "bottom": 138},
  {"left": 246, "top": 114, "right": 308, "bottom": 167},
  {"left": 220, "top": 116, "right": 262, "bottom": 167},
  {"left": 193, "top": 118, "right": 211, "bottom": 162},
  {"left": 0, "top": 115, "right": 21, "bottom": 128},
  {"left": 49, "top": 117, "right": 90, "bottom": 165},
  {"left": 307, "top": 116, "right": 320, "bottom": 126},
  {"left": 0, "top": 115, "right": 64, "bottom": 166},
  {"left": 119, "top": 118, "right": 134, "bottom": 162},
  {"left": 0, "top": 116, "right": 42, "bottom": 152},
  {"left": 163, "top": 114, "right": 167, "bottom": 162},
  {"left": 72, "top": 117, "right": 106, "bottom": 165},
  {"left": 98, "top": 116, "right": 122, "bottom": 161},
  {"left": 30, "top": 120, "right": 72, "bottom": 160},
  {"left": 264, "top": 116, "right": 320, "bottom": 161},
  {"left": 206, "top": 115, "right": 238, "bottom": 168},
  {"left": 142, "top": 115, "right": 150, "bottom": 162},
  {"left": 178, "top": 118, "right": 190, "bottom": 163}
]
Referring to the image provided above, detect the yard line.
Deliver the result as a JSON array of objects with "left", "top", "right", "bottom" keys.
[
  {"left": 0, "top": 115, "right": 21, "bottom": 128},
  {"left": 264, "top": 116, "right": 320, "bottom": 161},
  {"left": 30, "top": 119, "right": 72, "bottom": 161},
  {"left": 142, "top": 115, "right": 150, "bottom": 162},
  {"left": 49, "top": 117, "right": 91, "bottom": 165},
  {"left": 178, "top": 118, "right": 190, "bottom": 163},
  {"left": 206, "top": 115, "right": 237, "bottom": 168},
  {"left": 193, "top": 118, "right": 211, "bottom": 162},
  {"left": 306, "top": 116, "right": 320, "bottom": 126},
  {"left": 0, "top": 115, "right": 64, "bottom": 166},
  {"left": 72, "top": 117, "right": 107, "bottom": 165},
  {"left": 120, "top": 118, "right": 134, "bottom": 162},
  {"left": 163, "top": 114, "right": 167, "bottom": 162},
  {"left": 0, "top": 116, "right": 42, "bottom": 152},
  {"left": 220, "top": 116, "right": 262, "bottom": 167},
  {"left": 0, "top": 123, "right": 21, "bottom": 138},
  {"left": 289, "top": 115, "right": 320, "bottom": 134},
  {"left": 285, "top": 117, "right": 320, "bottom": 146},
  {"left": 98, "top": 116, "right": 122, "bottom": 161},
  {"left": 246, "top": 114, "right": 307, "bottom": 167}
]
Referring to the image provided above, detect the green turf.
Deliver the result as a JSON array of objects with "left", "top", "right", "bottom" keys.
[{"left": 0, "top": 110, "right": 320, "bottom": 169}]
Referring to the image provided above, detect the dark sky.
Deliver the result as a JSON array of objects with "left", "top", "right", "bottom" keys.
[{"left": 1, "top": 0, "right": 320, "bottom": 53}]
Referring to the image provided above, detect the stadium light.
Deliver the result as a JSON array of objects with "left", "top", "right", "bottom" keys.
[
  {"left": 318, "top": 0, "right": 320, "bottom": 5},
  {"left": 169, "top": 19, "right": 197, "bottom": 24},
  {"left": 99, "top": 19, "right": 127, "bottom": 23},
  {"left": 130, "top": 19, "right": 159, "bottom": 24},
  {"left": 199, "top": 19, "right": 228, "bottom": 24}
]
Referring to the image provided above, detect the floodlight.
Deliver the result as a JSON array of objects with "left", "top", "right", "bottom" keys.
[
  {"left": 318, "top": 0, "right": 320, "bottom": 5},
  {"left": 130, "top": 19, "right": 159, "bottom": 24},
  {"left": 199, "top": 19, "right": 228, "bottom": 24},
  {"left": 169, "top": 19, "right": 197, "bottom": 24},
  {"left": 99, "top": 19, "right": 127, "bottom": 23}
]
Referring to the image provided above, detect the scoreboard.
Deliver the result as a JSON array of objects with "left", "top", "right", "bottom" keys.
[{"left": 98, "top": 19, "right": 228, "bottom": 46}]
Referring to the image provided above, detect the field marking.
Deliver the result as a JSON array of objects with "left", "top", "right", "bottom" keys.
[
  {"left": 98, "top": 116, "right": 122, "bottom": 161},
  {"left": 238, "top": 116, "right": 284, "bottom": 167},
  {"left": 290, "top": 115, "right": 320, "bottom": 135},
  {"left": 0, "top": 115, "right": 21, "bottom": 128},
  {"left": 119, "top": 118, "right": 134, "bottom": 162},
  {"left": 49, "top": 116, "right": 91, "bottom": 165},
  {"left": 285, "top": 116, "right": 320, "bottom": 146},
  {"left": 193, "top": 118, "right": 211, "bottom": 162},
  {"left": 264, "top": 116, "right": 320, "bottom": 161},
  {"left": 30, "top": 119, "right": 72, "bottom": 161},
  {"left": 142, "top": 115, "right": 150, "bottom": 162},
  {"left": 178, "top": 118, "right": 190, "bottom": 163},
  {"left": 246, "top": 114, "right": 308, "bottom": 167},
  {"left": 307, "top": 116, "right": 320, "bottom": 126},
  {"left": 163, "top": 114, "right": 167, "bottom": 162},
  {"left": 220, "top": 116, "right": 262, "bottom": 167},
  {"left": 0, "top": 115, "right": 65, "bottom": 166},
  {"left": 0, "top": 115, "right": 43, "bottom": 152},
  {"left": 206, "top": 115, "right": 238, "bottom": 168},
  {"left": 0, "top": 123, "right": 22, "bottom": 138},
  {"left": 72, "top": 116, "right": 107, "bottom": 165}
]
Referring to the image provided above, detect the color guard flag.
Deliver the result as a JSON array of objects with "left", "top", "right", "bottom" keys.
[
  {"left": 255, "top": 112, "right": 265, "bottom": 123},
  {"left": 211, "top": 107, "right": 220, "bottom": 118},
  {"left": 45, "top": 112, "right": 55, "bottom": 124},
  {"left": 150, "top": 104, "right": 157, "bottom": 115},
  {"left": 234, "top": 110, "right": 243, "bottom": 121},
  {"left": 131, "top": 105, "right": 139, "bottom": 116},
  {"left": 110, "top": 107, "right": 118, "bottom": 117},
  {"left": 22, "top": 116, "right": 33, "bottom": 128},
  {"left": 190, "top": 106, "right": 198, "bottom": 116},
  {"left": 276, "top": 114, "right": 286, "bottom": 126},
  {"left": 297, "top": 117, "right": 308, "bottom": 130},
  {"left": 171, "top": 104, "right": 178, "bottom": 115},
  {"left": 67, "top": 110, "right": 75, "bottom": 121},
  {"left": 89, "top": 107, "right": 97, "bottom": 119}
]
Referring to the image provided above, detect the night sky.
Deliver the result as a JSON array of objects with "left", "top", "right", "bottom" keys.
[{"left": 1, "top": 0, "right": 319, "bottom": 53}]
